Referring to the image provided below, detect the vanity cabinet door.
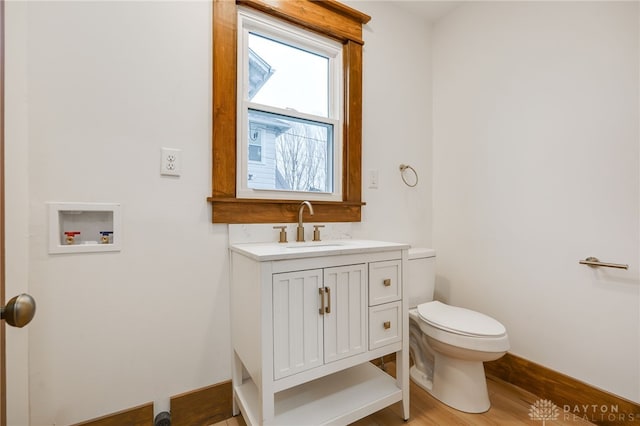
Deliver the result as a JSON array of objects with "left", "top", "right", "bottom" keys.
[
  {"left": 273, "top": 269, "right": 324, "bottom": 380},
  {"left": 323, "top": 264, "right": 367, "bottom": 364}
]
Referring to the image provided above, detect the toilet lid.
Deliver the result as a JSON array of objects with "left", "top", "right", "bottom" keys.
[{"left": 417, "top": 301, "right": 506, "bottom": 337}]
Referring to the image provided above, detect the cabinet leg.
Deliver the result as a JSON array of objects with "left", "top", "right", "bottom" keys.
[
  {"left": 232, "top": 351, "right": 243, "bottom": 416},
  {"left": 260, "top": 385, "right": 275, "bottom": 424},
  {"left": 396, "top": 350, "right": 410, "bottom": 420},
  {"left": 402, "top": 398, "right": 410, "bottom": 421}
]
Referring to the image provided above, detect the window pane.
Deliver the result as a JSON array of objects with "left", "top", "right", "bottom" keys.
[
  {"left": 248, "top": 144, "right": 262, "bottom": 162},
  {"left": 247, "top": 109, "right": 333, "bottom": 193},
  {"left": 248, "top": 33, "right": 329, "bottom": 117}
]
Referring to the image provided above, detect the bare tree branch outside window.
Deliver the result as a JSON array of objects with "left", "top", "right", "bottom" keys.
[{"left": 276, "top": 121, "right": 330, "bottom": 192}]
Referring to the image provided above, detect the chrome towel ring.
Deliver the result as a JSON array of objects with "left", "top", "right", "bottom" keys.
[{"left": 399, "top": 164, "right": 418, "bottom": 187}]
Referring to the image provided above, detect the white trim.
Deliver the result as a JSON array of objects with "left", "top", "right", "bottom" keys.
[
  {"left": 236, "top": 7, "right": 344, "bottom": 202},
  {"left": 245, "top": 102, "right": 339, "bottom": 127}
]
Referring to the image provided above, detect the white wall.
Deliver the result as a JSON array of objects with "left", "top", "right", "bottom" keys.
[
  {"left": 17, "top": 2, "right": 228, "bottom": 424},
  {"left": 349, "top": 1, "right": 432, "bottom": 247},
  {"left": 6, "top": 1, "right": 433, "bottom": 424},
  {"left": 432, "top": 1, "right": 640, "bottom": 402}
]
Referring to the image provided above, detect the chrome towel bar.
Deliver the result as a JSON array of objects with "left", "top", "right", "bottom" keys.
[{"left": 579, "top": 257, "right": 628, "bottom": 270}]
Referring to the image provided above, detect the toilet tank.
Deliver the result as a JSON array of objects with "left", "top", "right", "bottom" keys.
[{"left": 408, "top": 248, "right": 436, "bottom": 308}]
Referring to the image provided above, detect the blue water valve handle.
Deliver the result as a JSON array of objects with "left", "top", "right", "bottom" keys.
[{"left": 99, "top": 231, "right": 114, "bottom": 244}]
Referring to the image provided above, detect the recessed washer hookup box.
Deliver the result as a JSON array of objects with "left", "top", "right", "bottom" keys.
[{"left": 48, "top": 202, "right": 122, "bottom": 254}]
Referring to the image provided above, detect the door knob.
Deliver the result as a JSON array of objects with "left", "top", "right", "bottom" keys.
[{"left": 1, "top": 293, "right": 36, "bottom": 328}]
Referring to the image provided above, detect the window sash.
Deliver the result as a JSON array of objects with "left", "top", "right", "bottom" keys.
[
  {"left": 238, "top": 102, "right": 342, "bottom": 200},
  {"left": 237, "top": 8, "right": 343, "bottom": 202}
]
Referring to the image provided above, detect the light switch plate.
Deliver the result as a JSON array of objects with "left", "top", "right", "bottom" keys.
[{"left": 368, "top": 169, "right": 379, "bottom": 189}]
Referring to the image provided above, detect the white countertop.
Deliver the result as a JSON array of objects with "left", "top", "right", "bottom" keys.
[{"left": 229, "top": 239, "right": 410, "bottom": 261}]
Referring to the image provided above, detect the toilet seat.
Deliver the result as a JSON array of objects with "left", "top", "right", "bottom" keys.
[
  {"left": 409, "top": 307, "right": 510, "bottom": 354},
  {"left": 417, "top": 301, "right": 506, "bottom": 338}
]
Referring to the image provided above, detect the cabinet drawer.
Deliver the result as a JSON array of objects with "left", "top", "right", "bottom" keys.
[
  {"left": 369, "top": 260, "right": 401, "bottom": 306},
  {"left": 369, "top": 302, "right": 401, "bottom": 350}
]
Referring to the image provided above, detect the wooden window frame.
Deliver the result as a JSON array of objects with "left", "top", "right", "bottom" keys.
[{"left": 209, "top": 0, "right": 370, "bottom": 224}]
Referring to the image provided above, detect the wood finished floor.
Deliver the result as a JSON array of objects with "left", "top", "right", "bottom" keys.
[{"left": 212, "top": 362, "right": 595, "bottom": 426}]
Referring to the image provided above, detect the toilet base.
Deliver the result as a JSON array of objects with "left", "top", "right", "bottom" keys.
[
  {"left": 429, "top": 352, "right": 491, "bottom": 413},
  {"left": 409, "top": 365, "right": 433, "bottom": 393}
]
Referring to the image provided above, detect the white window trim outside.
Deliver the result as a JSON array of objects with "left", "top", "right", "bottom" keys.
[
  {"left": 248, "top": 124, "right": 264, "bottom": 164},
  {"left": 236, "top": 7, "right": 344, "bottom": 202}
]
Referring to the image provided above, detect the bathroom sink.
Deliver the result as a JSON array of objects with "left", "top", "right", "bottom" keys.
[{"left": 284, "top": 242, "right": 346, "bottom": 249}]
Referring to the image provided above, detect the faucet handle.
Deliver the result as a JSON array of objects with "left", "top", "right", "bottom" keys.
[
  {"left": 312, "top": 225, "right": 325, "bottom": 242},
  {"left": 273, "top": 226, "right": 288, "bottom": 243}
]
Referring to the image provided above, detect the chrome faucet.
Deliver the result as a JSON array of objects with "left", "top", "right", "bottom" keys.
[{"left": 296, "top": 201, "right": 314, "bottom": 242}]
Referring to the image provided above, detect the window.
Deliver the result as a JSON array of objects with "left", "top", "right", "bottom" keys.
[
  {"left": 247, "top": 110, "right": 334, "bottom": 192},
  {"left": 247, "top": 124, "right": 262, "bottom": 162},
  {"left": 209, "top": 0, "right": 370, "bottom": 224},
  {"left": 238, "top": 11, "right": 343, "bottom": 200}
]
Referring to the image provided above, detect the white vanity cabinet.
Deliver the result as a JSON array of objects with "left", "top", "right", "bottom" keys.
[{"left": 229, "top": 240, "right": 410, "bottom": 425}]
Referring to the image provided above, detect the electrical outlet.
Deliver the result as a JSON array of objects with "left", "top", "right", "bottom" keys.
[{"left": 161, "top": 148, "right": 181, "bottom": 176}]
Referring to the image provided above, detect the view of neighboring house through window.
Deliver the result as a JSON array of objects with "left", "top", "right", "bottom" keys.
[
  {"left": 238, "top": 9, "right": 343, "bottom": 201},
  {"left": 248, "top": 125, "right": 262, "bottom": 162}
]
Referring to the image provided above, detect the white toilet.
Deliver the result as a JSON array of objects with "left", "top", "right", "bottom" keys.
[{"left": 408, "top": 248, "right": 510, "bottom": 413}]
